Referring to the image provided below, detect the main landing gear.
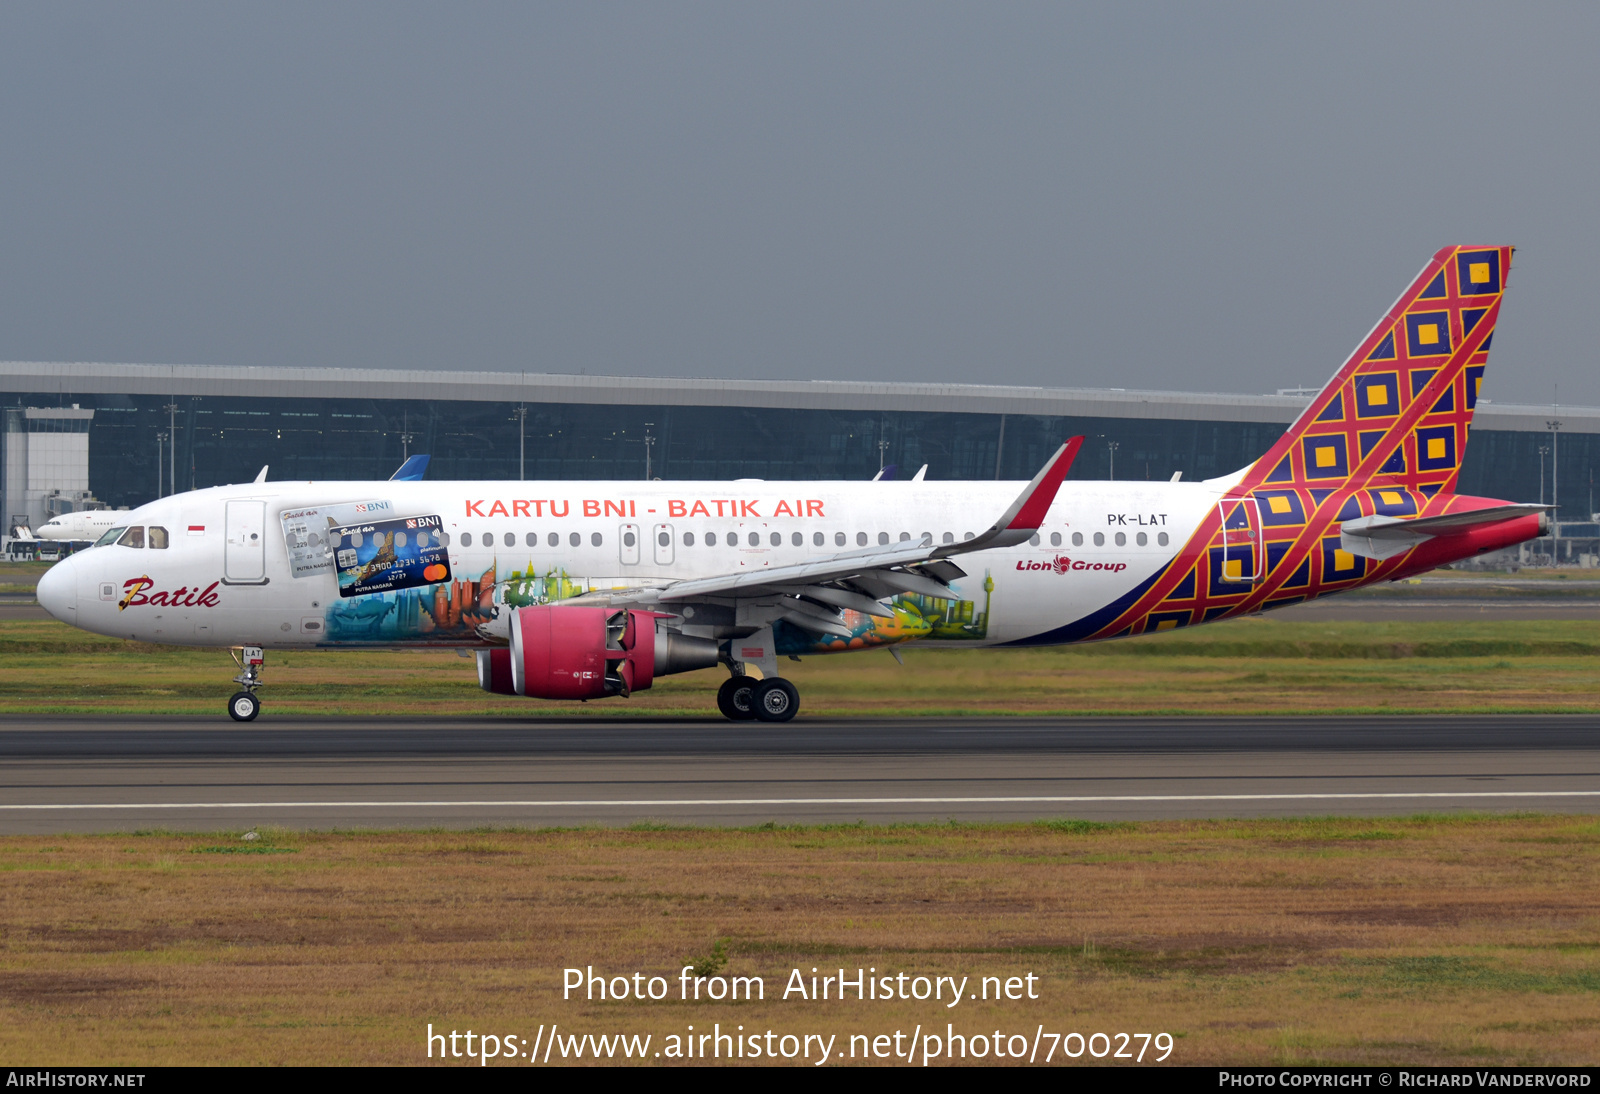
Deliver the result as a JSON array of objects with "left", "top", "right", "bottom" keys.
[
  {"left": 717, "top": 672, "right": 799, "bottom": 723},
  {"left": 227, "top": 645, "right": 265, "bottom": 722}
]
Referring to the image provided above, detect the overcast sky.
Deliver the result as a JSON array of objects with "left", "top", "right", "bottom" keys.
[{"left": 2, "top": 3, "right": 1597, "bottom": 404}]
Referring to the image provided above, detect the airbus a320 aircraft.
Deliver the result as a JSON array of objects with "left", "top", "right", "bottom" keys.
[{"left": 35, "top": 246, "right": 1544, "bottom": 723}]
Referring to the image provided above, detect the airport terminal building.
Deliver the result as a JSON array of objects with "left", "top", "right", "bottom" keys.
[{"left": 3, "top": 361, "right": 1597, "bottom": 553}]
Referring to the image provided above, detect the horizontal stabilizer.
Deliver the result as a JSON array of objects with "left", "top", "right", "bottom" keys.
[{"left": 1340, "top": 503, "right": 1548, "bottom": 560}]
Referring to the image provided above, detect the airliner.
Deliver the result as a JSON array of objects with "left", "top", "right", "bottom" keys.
[
  {"left": 35, "top": 246, "right": 1543, "bottom": 723},
  {"left": 35, "top": 509, "right": 121, "bottom": 542}
]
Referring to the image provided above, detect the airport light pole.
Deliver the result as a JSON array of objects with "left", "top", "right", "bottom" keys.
[
  {"left": 643, "top": 423, "right": 655, "bottom": 481},
  {"left": 1548, "top": 418, "right": 1562, "bottom": 542},
  {"left": 164, "top": 401, "right": 178, "bottom": 498},
  {"left": 156, "top": 431, "right": 166, "bottom": 499},
  {"left": 514, "top": 404, "right": 527, "bottom": 481},
  {"left": 1107, "top": 440, "right": 1119, "bottom": 481}
]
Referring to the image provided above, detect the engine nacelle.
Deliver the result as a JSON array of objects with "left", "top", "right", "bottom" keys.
[
  {"left": 475, "top": 647, "right": 515, "bottom": 695},
  {"left": 487, "top": 606, "right": 719, "bottom": 700}
]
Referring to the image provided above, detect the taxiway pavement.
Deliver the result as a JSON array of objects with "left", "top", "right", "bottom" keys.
[{"left": 0, "top": 715, "right": 1594, "bottom": 832}]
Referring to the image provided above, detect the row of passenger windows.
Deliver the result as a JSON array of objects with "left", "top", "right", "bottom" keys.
[
  {"left": 444, "top": 528, "right": 1171, "bottom": 549},
  {"left": 96, "top": 526, "right": 170, "bottom": 549},
  {"left": 1033, "top": 531, "right": 1170, "bottom": 547}
]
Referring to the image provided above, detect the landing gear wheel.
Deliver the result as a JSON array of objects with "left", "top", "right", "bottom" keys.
[
  {"left": 717, "top": 675, "right": 759, "bottom": 721},
  {"left": 227, "top": 691, "right": 260, "bottom": 722},
  {"left": 752, "top": 678, "right": 799, "bottom": 723}
]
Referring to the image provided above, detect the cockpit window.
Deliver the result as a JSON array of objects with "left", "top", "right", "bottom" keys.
[
  {"left": 117, "top": 526, "right": 145, "bottom": 548},
  {"left": 95, "top": 527, "right": 127, "bottom": 547},
  {"left": 148, "top": 526, "right": 169, "bottom": 549}
]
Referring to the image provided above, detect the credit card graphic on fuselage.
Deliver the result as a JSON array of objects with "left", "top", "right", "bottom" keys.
[{"left": 333, "top": 514, "right": 450, "bottom": 598}]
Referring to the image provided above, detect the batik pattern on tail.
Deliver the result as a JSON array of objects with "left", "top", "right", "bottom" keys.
[{"left": 1061, "top": 246, "right": 1513, "bottom": 644}]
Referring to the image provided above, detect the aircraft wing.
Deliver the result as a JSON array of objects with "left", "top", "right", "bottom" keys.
[{"left": 563, "top": 438, "right": 1082, "bottom": 637}]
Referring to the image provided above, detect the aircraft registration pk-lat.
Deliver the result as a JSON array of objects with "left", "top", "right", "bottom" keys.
[{"left": 35, "top": 246, "right": 1546, "bottom": 722}]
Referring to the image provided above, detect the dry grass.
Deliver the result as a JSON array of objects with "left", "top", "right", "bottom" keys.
[
  {"left": 3, "top": 618, "right": 1600, "bottom": 716},
  {"left": 0, "top": 815, "right": 1596, "bottom": 1065}
]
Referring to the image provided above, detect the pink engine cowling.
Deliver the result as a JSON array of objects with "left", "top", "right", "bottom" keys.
[
  {"left": 476, "top": 606, "right": 720, "bottom": 700},
  {"left": 510, "top": 605, "right": 658, "bottom": 700}
]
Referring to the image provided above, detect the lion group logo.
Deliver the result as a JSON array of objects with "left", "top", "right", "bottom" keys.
[
  {"left": 1016, "top": 556, "right": 1129, "bottom": 574},
  {"left": 118, "top": 576, "right": 221, "bottom": 611}
]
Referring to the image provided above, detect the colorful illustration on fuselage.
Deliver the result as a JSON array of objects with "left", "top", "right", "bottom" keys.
[
  {"left": 774, "top": 571, "right": 994, "bottom": 654},
  {"left": 325, "top": 562, "right": 497, "bottom": 642},
  {"left": 501, "top": 564, "right": 588, "bottom": 608}
]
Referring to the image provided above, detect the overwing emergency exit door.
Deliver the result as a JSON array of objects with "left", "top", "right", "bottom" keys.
[
  {"left": 619, "top": 523, "right": 641, "bottom": 565},
  {"left": 224, "top": 500, "right": 268, "bottom": 583},
  {"left": 1217, "top": 496, "right": 1263, "bottom": 584}
]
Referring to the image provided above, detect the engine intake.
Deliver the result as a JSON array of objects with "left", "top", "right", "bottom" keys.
[{"left": 478, "top": 606, "right": 719, "bottom": 700}]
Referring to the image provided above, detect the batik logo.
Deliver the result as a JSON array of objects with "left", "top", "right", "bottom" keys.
[{"left": 119, "top": 576, "right": 221, "bottom": 611}]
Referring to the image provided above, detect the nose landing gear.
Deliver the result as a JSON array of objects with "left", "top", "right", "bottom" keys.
[{"left": 227, "top": 645, "right": 264, "bottom": 722}]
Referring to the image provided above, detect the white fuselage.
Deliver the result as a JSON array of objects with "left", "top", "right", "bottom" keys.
[
  {"left": 37, "top": 477, "right": 1224, "bottom": 650},
  {"left": 34, "top": 509, "right": 121, "bottom": 542}
]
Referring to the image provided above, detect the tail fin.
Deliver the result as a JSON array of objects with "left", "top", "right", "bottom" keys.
[{"left": 1244, "top": 246, "right": 1511, "bottom": 496}]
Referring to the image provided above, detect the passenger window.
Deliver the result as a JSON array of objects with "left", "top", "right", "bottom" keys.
[
  {"left": 813, "top": 532, "right": 824, "bottom": 547},
  {"left": 748, "top": 532, "right": 760, "bottom": 547},
  {"left": 569, "top": 532, "right": 580, "bottom": 547},
  {"left": 395, "top": 532, "right": 408, "bottom": 548},
  {"left": 857, "top": 532, "right": 868, "bottom": 546},
  {"left": 591, "top": 532, "right": 603, "bottom": 547},
  {"left": 1072, "top": 532, "right": 1084, "bottom": 547},
  {"left": 118, "top": 526, "right": 145, "bottom": 548},
  {"left": 624, "top": 531, "right": 636, "bottom": 548},
  {"left": 878, "top": 532, "right": 889, "bottom": 545},
  {"left": 417, "top": 531, "right": 429, "bottom": 548},
  {"left": 899, "top": 532, "right": 911, "bottom": 542},
  {"left": 942, "top": 532, "right": 954, "bottom": 544},
  {"left": 658, "top": 531, "right": 670, "bottom": 547},
  {"left": 441, "top": 532, "right": 451, "bottom": 547},
  {"left": 963, "top": 532, "right": 974, "bottom": 541},
  {"left": 684, "top": 531, "right": 696, "bottom": 546},
  {"left": 1049, "top": 532, "right": 1061, "bottom": 547},
  {"left": 792, "top": 532, "right": 802, "bottom": 547},
  {"left": 1158, "top": 532, "right": 1170, "bottom": 547},
  {"left": 504, "top": 532, "right": 515, "bottom": 548},
  {"left": 1137, "top": 532, "right": 1148, "bottom": 546},
  {"left": 148, "top": 527, "right": 169, "bottom": 549},
  {"left": 1029, "top": 533, "right": 1040, "bottom": 546},
  {"left": 836, "top": 532, "right": 846, "bottom": 546},
  {"left": 770, "top": 532, "right": 781, "bottom": 547},
  {"left": 483, "top": 530, "right": 492, "bottom": 544},
  {"left": 1115, "top": 532, "right": 1126, "bottom": 546},
  {"left": 526, "top": 532, "right": 537, "bottom": 547},
  {"left": 705, "top": 532, "right": 717, "bottom": 546},
  {"left": 461, "top": 533, "right": 472, "bottom": 547},
  {"left": 548, "top": 532, "right": 559, "bottom": 547},
  {"left": 1093, "top": 532, "right": 1105, "bottom": 546}
]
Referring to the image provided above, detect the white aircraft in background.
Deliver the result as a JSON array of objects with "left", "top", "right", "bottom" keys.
[
  {"left": 34, "top": 509, "right": 122, "bottom": 542},
  {"left": 35, "top": 247, "right": 1544, "bottom": 723}
]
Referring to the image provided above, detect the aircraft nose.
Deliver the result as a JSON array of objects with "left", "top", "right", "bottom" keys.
[{"left": 35, "top": 560, "right": 77, "bottom": 622}]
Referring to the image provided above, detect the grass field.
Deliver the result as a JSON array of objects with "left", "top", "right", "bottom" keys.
[
  {"left": 4, "top": 616, "right": 1599, "bottom": 717},
  {"left": 0, "top": 815, "right": 1595, "bottom": 1066}
]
